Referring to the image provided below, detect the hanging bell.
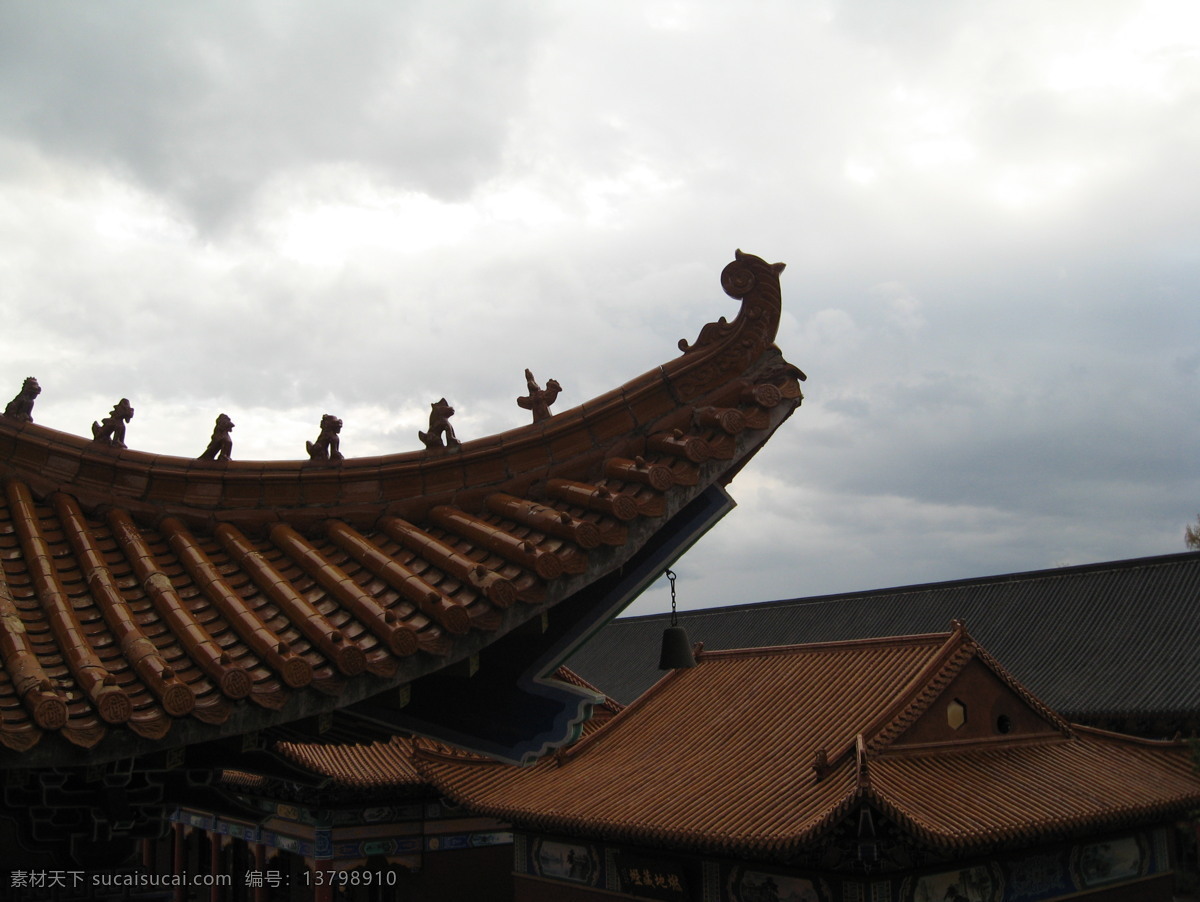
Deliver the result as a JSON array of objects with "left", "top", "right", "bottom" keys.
[{"left": 658, "top": 625, "right": 696, "bottom": 670}]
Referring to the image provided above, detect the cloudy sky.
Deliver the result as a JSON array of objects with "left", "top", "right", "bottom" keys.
[{"left": 1, "top": 1, "right": 1197, "bottom": 617}]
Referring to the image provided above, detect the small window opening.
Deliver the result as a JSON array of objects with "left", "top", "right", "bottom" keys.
[
  {"left": 996, "top": 714, "right": 1012, "bottom": 734},
  {"left": 947, "top": 699, "right": 966, "bottom": 730}
]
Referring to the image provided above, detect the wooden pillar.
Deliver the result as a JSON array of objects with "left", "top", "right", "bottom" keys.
[
  {"left": 313, "top": 857, "right": 334, "bottom": 902},
  {"left": 314, "top": 825, "right": 334, "bottom": 902},
  {"left": 210, "top": 830, "right": 222, "bottom": 902},
  {"left": 253, "top": 843, "right": 267, "bottom": 902},
  {"left": 1194, "top": 820, "right": 1199, "bottom": 877},
  {"left": 173, "top": 822, "right": 187, "bottom": 902}
]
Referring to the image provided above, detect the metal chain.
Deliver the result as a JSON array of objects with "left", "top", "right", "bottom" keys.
[{"left": 666, "top": 569, "right": 678, "bottom": 627}]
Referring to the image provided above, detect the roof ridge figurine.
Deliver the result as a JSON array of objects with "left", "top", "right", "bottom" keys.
[
  {"left": 419, "top": 398, "right": 460, "bottom": 450},
  {"left": 198, "top": 413, "right": 235, "bottom": 461},
  {"left": 518, "top": 368, "right": 561, "bottom": 423},
  {"left": 306, "top": 413, "right": 343, "bottom": 462},
  {"left": 3, "top": 376, "right": 40, "bottom": 423},
  {"left": 91, "top": 398, "right": 134, "bottom": 448}
]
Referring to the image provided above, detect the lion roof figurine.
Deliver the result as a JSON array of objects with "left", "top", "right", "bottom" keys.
[
  {"left": 306, "top": 414, "right": 344, "bottom": 462},
  {"left": 3, "top": 376, "right": 41, "bottom": 423}
]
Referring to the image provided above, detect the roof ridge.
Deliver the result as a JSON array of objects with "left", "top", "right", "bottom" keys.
[
  {"left": 971, "top": 639, "right": 1071, "bottom": 735},
  {"left": 696, "top": 632, "right": 951, "bottom": 660},
  {"left": 609, "top": 550, "right": 1200, "bottom": 623},
  {"left": 410, "top": 735, "right": 501, "bottom": 767},
  {"left": 0, "top": 251, "right": 808, "bottom": 775},
  {"left": 550, "top": 666, "right": 624, "bottom": 714}
]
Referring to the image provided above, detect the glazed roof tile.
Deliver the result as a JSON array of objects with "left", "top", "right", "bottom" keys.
[
  {"left": 870, "top": 727, "right": 1200, "bottom": 850},
  {"left": 417, "top": 628, "right": 1200, "bottom": 860},
  {"left": 0, "top": 251, "right": 803, "bottom": 767},
  {"left": 272, "top": 735, "right": 425, "bottom": 791}
]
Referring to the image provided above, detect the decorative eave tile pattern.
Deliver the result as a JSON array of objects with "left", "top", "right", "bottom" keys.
[
  {"left": 0, "top": 251, "right": 803, "bottom": 767},
  {"left": 414, "top": 630, "right": 1200, "bottom": 862}
]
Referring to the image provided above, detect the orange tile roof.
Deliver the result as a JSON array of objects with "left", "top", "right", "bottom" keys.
[
  {"left": 272, "top": 735, "right": 425, "bottom": 791},
  {"left": 0, "top": 251, "right": 802, "bottom": 766},
  {"left": 414, "top": 626, "right": 1200, "bottom": 860},
  {"left": 870, "top": 726, "right": 1200, "bottom": 850}
]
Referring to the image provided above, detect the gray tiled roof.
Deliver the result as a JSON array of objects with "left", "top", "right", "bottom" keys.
[{"left": 567, "top": 552, "right": 1200, "bottom": 732}]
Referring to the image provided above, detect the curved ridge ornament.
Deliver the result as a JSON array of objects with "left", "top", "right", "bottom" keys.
[
  {"left": 678, "top": 250, "right": 785, "bottom": 357},
  {"left": 672, "top": 250, "right": 789, "bottom": 400}
]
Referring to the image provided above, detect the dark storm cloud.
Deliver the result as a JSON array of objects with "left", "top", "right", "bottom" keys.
[{"left": 0, "top": 1, "right": 546, "bottom": 228}]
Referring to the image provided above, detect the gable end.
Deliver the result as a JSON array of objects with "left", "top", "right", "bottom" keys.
[{"left": 886, "top": 656, "right": 1065, "bottom": 751}]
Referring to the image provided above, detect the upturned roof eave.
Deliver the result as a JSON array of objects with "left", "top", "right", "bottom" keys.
[
  {"left": 0, "top": 253, "right": 792, "bottom": 530},
  {"left": 0, "top": 252, "right": 805, "bottom": 767}
]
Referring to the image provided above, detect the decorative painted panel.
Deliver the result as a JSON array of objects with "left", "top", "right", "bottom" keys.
[
  {"left": 331, "top": 836, "right": 421, "bottom": 859},
  {"left": 530, "top": 837, "right": 601, "bottom": 885},
  {"left": 903, "top": 863, "right": 1001, "bottom": 901},
  {"left": 509, "top": 828, "right": 1176, "bottom": 902},
  {"left": 1070, "top": 835, "right": 1146, "bottom": 889},
  {"left": 726, "top": 864, "right": 827, "bottom": 901},
  {"left": 1003, "top": 851, "right": 1071, "bottom": 900}
]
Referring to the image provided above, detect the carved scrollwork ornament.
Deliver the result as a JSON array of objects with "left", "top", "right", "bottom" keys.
[
  {"left": 674, "top": 250, "right": 790, "bottom": 399},
  {"left": 721, "top": 248, "right": 785, "bottom": 300},
  {"left": 721, "top": 260, "right": 757, "bottom": 299}
]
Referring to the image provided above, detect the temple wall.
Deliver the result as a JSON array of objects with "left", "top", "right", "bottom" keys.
[{"left": 510, "top": 827, "right": 1182, "bottom": 902}]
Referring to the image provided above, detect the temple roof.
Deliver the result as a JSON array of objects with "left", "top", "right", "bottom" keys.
[
  {"left": 0, "top": 251, "right": 802, "bottom": 767},
  {"left": 416, "top": 625, "right": 1200, "bottom": 861},
  {"left": 568, "top": 551, "right": 1200, "bottom": 733}
]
